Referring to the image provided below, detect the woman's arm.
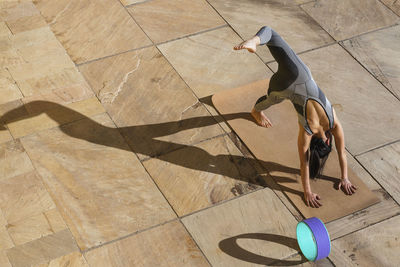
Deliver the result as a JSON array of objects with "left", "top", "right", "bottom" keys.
[
  {"left": 298, "top": 123, "right": 322, "bottom": 208},
  {"left": 331, "top": 109, "right": 357, "bottom": 194}
]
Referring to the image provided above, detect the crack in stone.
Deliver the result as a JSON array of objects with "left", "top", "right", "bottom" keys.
[
  {"left": 100, "top": 54, "right": 140, "bottom": 104},
  {"left": 49, "top": 1, "right": 72, "bottom": 26},
  {"left": 180, "top": 99, "right": 199, "bottom": 120}
]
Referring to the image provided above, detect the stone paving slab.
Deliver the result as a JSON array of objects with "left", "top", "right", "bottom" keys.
[
  {"left": 80, "top": 47, "right": 224, "bottom": 160},
  {"left": 329, "top": 215, "right": 400, "bottom": 266},
  {"left": 269, "top": 44, "right": 400, "bottom": 155},
  {"left": 0, "top": 171, "right": 62, "bottom": 246},
  {"left": 301, "top": 0, "right": 399, "bottom": 41},
  {"left": 357, "top": 141, "right": 400, "bottom": 205},
  {"left": 0, "top": 139, "right": 34, "bottom": 181},
  {"left": 85, "top": 220, "right": 210, "bottom": 267},
  {"left": 158, "top": 27, "right": 271, "bottom": 98},
  {"left": 208, "top": 0, "right": 334, "bottom": 62},
  {"left": 1, "top": 1, "right": 47, "bottom": 35},
  {"left": 34, "top": 0, "right": 151, "bottom": 64},
  {"left": 35, "top": 251, "right": 90, "bottom": 267},
  {"left": 5, "top": 229, "right": 79, "bottom": 267},
  {"left": 341, "top": 25, "right": 400, "bottom": 99},
  {"left": 20, "top": 112, "right": 176, "bottom": 250},
  {"left": 182, "top": 189, "right": 301, "bottom": 267},
  {"left": 143, "top": 134, "right": 261, "bottom": 216},
  {"left": 128, "top": 0, "right": 226, "bottom": 43}
]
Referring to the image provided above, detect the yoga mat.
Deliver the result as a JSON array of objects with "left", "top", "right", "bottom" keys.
[{"left": 212, "top": 79, "right": 380, "bottom": 222}]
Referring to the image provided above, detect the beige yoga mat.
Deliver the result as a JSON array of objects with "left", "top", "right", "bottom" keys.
[{"left": 212, "top": 79, "right": 380, "bottom": 222}]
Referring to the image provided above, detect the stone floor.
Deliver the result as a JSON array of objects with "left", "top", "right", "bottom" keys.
[{"left": 0, "top": 0, "right": 399, "bottom": 266}]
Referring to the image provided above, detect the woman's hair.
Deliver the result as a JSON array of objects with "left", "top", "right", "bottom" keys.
[{"left": 308, "top": 131, "right": 333, "bottom": 179}]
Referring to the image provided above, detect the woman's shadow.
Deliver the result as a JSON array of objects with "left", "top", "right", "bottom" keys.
[{"left": 0, "top": 100, "right": 340, "bottom": 200}]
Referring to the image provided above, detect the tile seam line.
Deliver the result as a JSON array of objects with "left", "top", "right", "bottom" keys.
[
  {"left": 353, "top": 154, "right": 400, "bottom": 207},
  {"left": 203, "top": 0, "right": 271, "bottom": 67},
  {"left": 155, "top": 24, "right": 228, "bottom": 46},
  {"left": 355, "top": 138, "right": 400, "bottom": 157},
  {"left": 330, "top": 214, "right": 400, "bottom": 242},
  {"left": 120, "top": 0, "right": 228, "bottom": 138},
  {"left": 117, "top": 3, "right": 214, "bottom": 265},
  {"left": 299, "top": 2, "right": 400, "bottom": 100},
  {"left": 15, "top": 141, "right": 83, "bottom": 254},
  {"left": 76, "top": 24, "right": 229, "bottom": 68},
  {"left": 82, "top": 217, "right": 180, "bottom": 254},
  {"left": 75, "top": 44, "right": 153, "bottom": 67},
  {"left": 338, "top": 42, "right": 400, "bottom": 102}
]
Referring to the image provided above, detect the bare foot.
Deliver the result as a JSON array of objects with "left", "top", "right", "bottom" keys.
[
  {"left": 251, "top": 108, "right": 272, "bottom": 127},
  {"left": 234, "top": 36, "right": 260, "bottom": 53}
]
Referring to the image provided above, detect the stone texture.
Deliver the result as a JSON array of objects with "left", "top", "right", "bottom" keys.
[
  {"left": 143, "top": 135, "right": 261, "bottom": 216},
  {"left": 7, "top": 213, "right": 56, "bottom": 246},
  {"left": 20, "top": 113, "right": 176, "bottom": 250},
  {"left": 0, "top": 68, "right": 22, "bottom": 105},
  {"left": 208, "top": 0, "right": 334, "bottom": 62},
  {"left": 85, "top": 220, "right": 209, "bottom": 267},
  {"left": 182, "top": 189, "right": 300, "bottom": 267},
  {"left": 158, "top": 27, "right": 271, "bottom": 98},
  {"left": 0, "top": 1, "right": 39, "bottom": 22},
  {"left": 6, "top": 229, "right": 79, "bottom": 267},
  {"left": 0, "top": 100, "right": 27, "bottom": 144},
  {"left": 34, "top": 251, "right": 89, "bottom": 267},
  {"left": 341, "top": 25, "right": 400, "bottom": 99},
  {"left": 34, "top": 0, "right": 152, "bottom": 64},
  {"left": 0, "top": 171, "right": 55, "bottom": 224},
  {"left": 0, "top": 139, "right": 34, "bottom": 180},
  {"left": 357, "top": 141, "right": 400, "bottom": 205},
  {"left": 6, "top": 14, "right": 47, "bottom": 34},
  {"left": 128, "top": 0, "right": 225, "bottom": 43},
  {"left": 381, "top": 0, "right": 400, "bottom": 16},
  {"left": 301, "top": 0, "right": 399, "bottom": 40},
  {"left": 80, "top": 47, "right": 224, "bottom": 160},
  {"left": 329, "top": 215, "right": 400, "bottom": 266},
  {"left": 0, "top": 225, "right": 13, "bottom": 250},
  {"left": 269, "top": 44, "right": 400, "bottom": 155},
  {"left": 0, "top": 250, "right": 11, "bottom": 267}
]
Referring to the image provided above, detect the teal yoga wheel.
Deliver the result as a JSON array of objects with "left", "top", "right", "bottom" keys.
[{"left": 296, "top": 217, "right": 331, "bottom": 261}]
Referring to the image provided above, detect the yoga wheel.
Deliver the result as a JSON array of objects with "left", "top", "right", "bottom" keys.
[{"left": 296, "top": 217, "right": 331, "bottom": 261}]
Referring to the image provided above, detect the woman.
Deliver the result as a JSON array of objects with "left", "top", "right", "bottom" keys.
[{"left": 234, "top": 26, "right": 356, "bottom": 208}]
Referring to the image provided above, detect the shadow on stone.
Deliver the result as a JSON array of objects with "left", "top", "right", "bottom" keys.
[{"left": 0, "top": 100, "right": 339, "bottom": 203}]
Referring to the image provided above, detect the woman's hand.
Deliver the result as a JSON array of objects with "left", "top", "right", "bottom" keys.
[
  {"left": 338, "top": 178, "right": 357, "bottom": 195},
  {"left": 304, "top": 190, "right": 322, "bottom": 208}
]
